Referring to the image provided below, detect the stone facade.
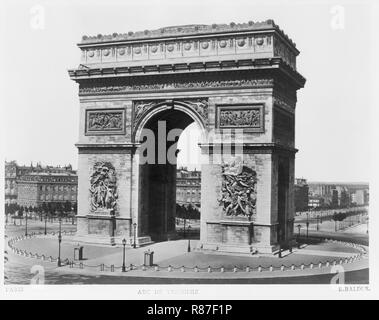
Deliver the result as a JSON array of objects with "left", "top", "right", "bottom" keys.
[
  {"left": 176, "top": 167, "right": 201, "bottom": 208},
  {"left": 68, "top": 20, "right": 305, "bottom": 252},
  {"left": 5, "top": 161, "right": 77, "bottom": 207},
  {"left": 294, "top": 178, "right": 309, "bottom": 212}
]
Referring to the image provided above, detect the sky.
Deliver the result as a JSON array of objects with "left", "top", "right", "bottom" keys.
[{"left": 0, "top": 0, "right": 375, "bottom": 182}]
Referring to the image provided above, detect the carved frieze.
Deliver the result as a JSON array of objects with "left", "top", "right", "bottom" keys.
[
  {"left": 79, "top": 78, "right": 274, "bottom": 95},
  {"left": 85, "top": 109, "right": 125, "bottom": 135},
  {"left": 216, "top": 104, "right": 264, "bottom": 132},
  {"left": 89, "top": 162, "right": 118, "bottom": 213},
  {"left": 219, "top": 158, "right": 258, "bottom": 219}
]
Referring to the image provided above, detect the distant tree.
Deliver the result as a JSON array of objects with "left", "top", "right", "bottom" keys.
[
  {"left": 36, "top": 205, "right": 43, "bottom": 220},
  {"left": 175, "top": 203, "right": 184, "bottom": 219},
  {"left": 192, "top": 206, "right": 200, "bottom": 220},
  {"left": 64, "top": 201, "right": 72, "bottom": 213},
  {"left": 58, "top": 202, "right": 65, "bottom": 216},
  {"left": 186, "top": 204, "right": 193, "bottom": 219},
  {"left": 41, "top": 202, "right": 48, "bottom": 213},
  {"left": 72, "top": 202, "right": 77, "bottom": 215},
  {"left": 8, "top": 203, "right": 15, "bottom": 215},
  {"left": 332, "top": 212, "right": 347, "bottom": 231}
]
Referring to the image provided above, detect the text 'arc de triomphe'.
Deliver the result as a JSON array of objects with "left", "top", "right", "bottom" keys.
[{"left": 68, "top": 20, "right": 305, "bottom": 254}]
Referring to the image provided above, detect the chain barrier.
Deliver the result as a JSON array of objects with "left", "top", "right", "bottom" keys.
[{"left": 7, "top": 232, "right": 367, "bottom": 274}]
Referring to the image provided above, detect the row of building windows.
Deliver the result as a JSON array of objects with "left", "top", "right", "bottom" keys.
[
  {"left": 177, "top": 181, "right": 200, "bottom": 186},
  {"left": 19, "top": 176, "right": 77, "bottom": 183},
  {"left": 39, "top": 194, "right": 76, "bottom": 201},
  {"left": 39, "top": 185, "right": 76, "bottom": 192}
]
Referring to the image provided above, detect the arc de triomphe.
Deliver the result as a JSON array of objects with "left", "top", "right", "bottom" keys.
[{"left": 68, "top": 20, "right": 305, "bottom": 253}]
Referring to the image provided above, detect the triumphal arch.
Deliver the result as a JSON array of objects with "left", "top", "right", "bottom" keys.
[{"left": 68, "top": 20, "right": 305, "bottom": 253}]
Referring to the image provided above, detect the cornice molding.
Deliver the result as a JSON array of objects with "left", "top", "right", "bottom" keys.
[
  {"left": 199, "top": 143, "right": 298, "bottom": 155},
  {"left": 79, "top": 20, "right": 298, "bottom": 52},
  {"left": 70, "top": 58, "right": 305, "bottom": 93}
]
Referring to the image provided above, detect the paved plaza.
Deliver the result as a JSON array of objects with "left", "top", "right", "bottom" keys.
[{"left": 4, "top": 218, "right": 368, "bottom": 284}]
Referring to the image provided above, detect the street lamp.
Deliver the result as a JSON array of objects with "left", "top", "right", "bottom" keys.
[
  {"left": 296, "top": 224, "right": 301, "bottom": 249},
  {"left": 57, "top": 217, "right": 62, "bottom": 267},
  {"left": 183, "top": 215, "right": 187, "bottom": 239},
  {"left": 366, "top": 217, "right": 369, "bottom": 234},
  {"left": 122, "top": 238, "right": 127, "bottom": 272},
  {"left": 44, "top": 213, "right": 47, "bottom": 235},
  {"left": 133, "top": 223, "right": 137, "bottom": 249},
  {"left": 306, "top": 221, "right": 309, "bottom": 240},
  {"left": 25, "top": 212, "right": 28, "bottom": 236},
  {"left": 278, "top": 226, "right": 282, "bottom": 258}
]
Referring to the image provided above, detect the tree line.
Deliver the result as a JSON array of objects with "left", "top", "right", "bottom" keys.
[
  {"left": 175, "top": 203, "right": 200, "bottom": 220},
  {"left": 4, "top": 201, "right": 77, "bottom": 217}
]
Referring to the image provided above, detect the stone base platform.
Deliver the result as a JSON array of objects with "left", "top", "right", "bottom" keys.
[
  {"left": 68, "top": 234, "right": 153, "bottom": 248},
  {"left": 200, "top": 242, "right": 279, "bottom": 255}
]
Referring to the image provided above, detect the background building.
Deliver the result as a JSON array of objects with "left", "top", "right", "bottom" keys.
[
  {"left": 4, "top": 161, "right": 18, "bottom": 205},
  {"left": 4, "top": 161, "right": 78, "bottom": 209},
  {"left": 308, "top": 181, "right": 369, "bottom": 209},
  {"left": 176, "top": 167, "right": 201, "bottom": 209},
  {"left": 308, "top": 196, "right": 325, "bottom": 208},
  {"left": 294, "top": 178, "right": 309, "bottom": 211}
]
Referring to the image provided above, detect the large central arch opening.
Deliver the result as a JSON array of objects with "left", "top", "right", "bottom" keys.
[{"left": 136, "top": 105, "right": 203, "bottom": 242}]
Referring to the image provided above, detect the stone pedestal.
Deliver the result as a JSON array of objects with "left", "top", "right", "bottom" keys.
[
  {"left": 199, "top": 148, "right": 295, "bottom": 254},
  {"left": 75, "top": 214, "right": 152, "bottom": 246}
]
